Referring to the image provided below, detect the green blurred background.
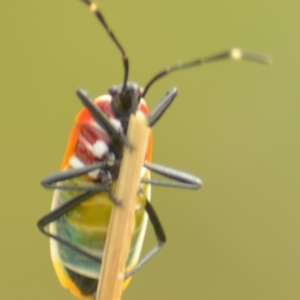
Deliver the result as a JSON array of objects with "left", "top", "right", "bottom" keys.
[{"left": 0, "top": 0, "right": 299, "bottom": 299}]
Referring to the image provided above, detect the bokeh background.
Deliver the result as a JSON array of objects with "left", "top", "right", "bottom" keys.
[{"left": 0, "top": 0, "right": 299, "bottom": 299}]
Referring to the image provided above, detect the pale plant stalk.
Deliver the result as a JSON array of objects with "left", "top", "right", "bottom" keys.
[{"left": 95, "top": 114, "right": 150, "bottom": 300}]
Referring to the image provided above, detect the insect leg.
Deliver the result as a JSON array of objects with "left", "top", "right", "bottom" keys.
[
  {"left": 143, "top": 162, "right": 202, "bottom": 189},
  {"left": 77, "top": 88, "right": 131, "bottom": 149},
  {"left": 41, "top": 161, "right": 111, "bottom": 191},
  {"left": 124, "top": 200, "right": 166, "bottom": 279},
  {"left": 37, "top": 191, "right": 101, "bottom": 263},
  {"left": 147, "top": 87, "right": 177, "bottom": 127}
]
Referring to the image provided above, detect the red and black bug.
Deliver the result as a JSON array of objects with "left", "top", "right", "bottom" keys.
[{"left": 37, "top": 1, "right": 271, "bottom": 298}]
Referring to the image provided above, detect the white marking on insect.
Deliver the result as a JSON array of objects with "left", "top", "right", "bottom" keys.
[
  {"left": 69, "top": 156, "right": 85, "bottom": 169},
  {"left": 88, "top": 169, "right": 100, "bottom": 179},
  {"left": 92, "top": 140, "right": 109, "bottom": 158},
  {"left": 109, "top": 118, "right": 122, "bottom": 131}
]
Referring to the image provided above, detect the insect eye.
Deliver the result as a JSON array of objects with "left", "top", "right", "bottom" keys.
[{"left": 108, "top": 86, "right": 117, "bottom": 96}]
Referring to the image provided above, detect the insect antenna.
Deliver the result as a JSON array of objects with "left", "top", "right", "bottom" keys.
[
  {"left": 142, "top": 48, "right": 272, "bottom": 97},
  {"left": 80, "top": 0, "right": 129, "bottom": 93}
]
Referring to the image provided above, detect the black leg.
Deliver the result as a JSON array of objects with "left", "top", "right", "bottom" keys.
[
  {"left": 37, "top": 191, "right": 101, "bottom": 263},
  {"left": 143, "top": 162, "right": 202, "bottom": 189},
  {"left": 77, "top": 88, "right": 131, "bottom": 149},
  {"left": 124, "top": 200, "right": 166, "bottom": 279},
  {"left": 41, "top": 161, "right": 112, "bottom": 191},
  {"left": 147, "top": 87, "right": 177, "bottom": 127}
]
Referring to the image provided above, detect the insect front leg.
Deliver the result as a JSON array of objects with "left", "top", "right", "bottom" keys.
[
  {"left": 77, "top": 87, "right": 131, "bottom": 149},
  {"left": 147, "top": 87, "right": 178, "bottom": 127}
]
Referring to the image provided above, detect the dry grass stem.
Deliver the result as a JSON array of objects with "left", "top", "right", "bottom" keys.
[{"left": 95, "top": 114, "right": 150, "bottom": 300}]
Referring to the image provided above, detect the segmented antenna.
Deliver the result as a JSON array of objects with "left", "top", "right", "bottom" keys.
[
  {"left": 142, "top": 48, "right": 272, "bottom": 97},
  {"left": 80, "top": 0, "right": 129, "bottom": 93}
]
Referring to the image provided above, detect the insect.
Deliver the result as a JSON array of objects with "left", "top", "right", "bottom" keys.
[{"left": 37, "top": 0, "right": 271, "bottom": 299}]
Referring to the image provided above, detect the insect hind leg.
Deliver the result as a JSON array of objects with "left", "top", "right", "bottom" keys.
[
  {"left": 37, "top": 191, "right": 102, "bottom": 263},
  {"left": 124, "top": 200, "right": 166, "bottom": 279}
]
